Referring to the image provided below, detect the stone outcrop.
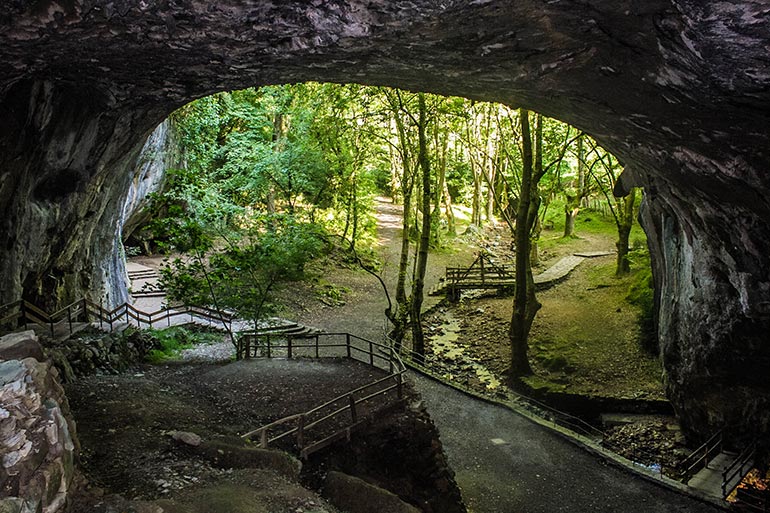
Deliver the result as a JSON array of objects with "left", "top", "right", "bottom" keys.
[
  {"left": 121, "top": 119, "right": 182, "bottom": 257},
  {"left": 323, "top": 471, "right": 421, "bottom": 513},
  {"left": 312, "top": 395, "right": 466, "bottom": 513},
  {"left": 0, "top": 331, "right": 78, "bottom": 513},
  {"left": 0, "top": 1, "right": 769, "bottom": 445}
]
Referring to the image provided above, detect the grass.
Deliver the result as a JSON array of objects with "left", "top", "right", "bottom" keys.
[
  {"left": 523, "top": 255, "right": 664, "bottom": 399},
  {"left": 145, "top": 326, "right": 223, "bottom": 363}
]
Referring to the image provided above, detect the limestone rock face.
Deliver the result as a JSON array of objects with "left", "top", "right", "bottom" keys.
[
  {"left": 0, "top": 332, "right": 78, "bottom": 513},
  {"left": 121, "top": 119, "right": 181, "bottom": 247},
  {"left": 0, "top": 1, "right": 769, "bottom": 443}
]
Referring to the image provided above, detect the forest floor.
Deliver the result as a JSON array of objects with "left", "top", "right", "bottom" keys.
[
  {"left": 277, "top": 198, "right": 689, "bottom": 476},
  {"left": 281, "top": 197, "right": 664, "bottom": 403},
  {"left": 66, "top": 355, "right": 386, "bottom": 512}
]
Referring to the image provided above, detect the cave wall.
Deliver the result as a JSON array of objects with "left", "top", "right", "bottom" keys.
[{"left": 1, "top": 1, "right": 769, "bottom": 445}]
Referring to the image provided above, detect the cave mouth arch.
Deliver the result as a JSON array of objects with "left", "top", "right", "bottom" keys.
[
  {"left": 123, "top": 83, "right": 661, "bottom": 411},
  {"left": 2, "top": 0, "right": 770, "bottom": 453}
]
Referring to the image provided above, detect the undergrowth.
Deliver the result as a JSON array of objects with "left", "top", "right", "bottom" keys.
[{"left": 145, "top": 326, "right": 223, "bottom": 363}]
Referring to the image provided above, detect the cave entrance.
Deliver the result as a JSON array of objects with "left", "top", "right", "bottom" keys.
[
  {"left": 119, "top": 82, "right": 661, "bottom": 446},
  {"left": 2, "top": 0, "right": 768, "bottom": 475}
]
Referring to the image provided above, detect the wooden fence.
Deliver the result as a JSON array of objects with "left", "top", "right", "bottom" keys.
[
  {"left": 240, "top": 332, "right": 406, "bottom": 459},
  {"left": 0, "top": 298, "right": 235, "bottom": 339}
]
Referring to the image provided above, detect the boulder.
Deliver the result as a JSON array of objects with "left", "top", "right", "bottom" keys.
[
  {"left": 0, "top": 332, "right": 44, "bottom": 362},
  {"left": 0, "top": 357, "right": 77, "bottom": 513},
  {"left": 323, "top": 471, "right": 421, "bottom": 513}
]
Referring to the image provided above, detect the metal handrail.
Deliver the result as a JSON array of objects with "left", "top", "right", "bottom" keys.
[
  {"left": 680, "top": 429, "right": 723, "bottom": 483},
  {"left": 722, "top": 441, "right": 757, "bottom": 497}
]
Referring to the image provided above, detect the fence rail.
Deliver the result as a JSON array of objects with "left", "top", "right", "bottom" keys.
[
  {"left": 679, "top": 430, "right": 724, "bottom": 483},
  {"left": 0, "top": 298, "right": 235, "bottom": 339},
  {"left": 723, "top": 442, "right": 757, "bottom": 497},
  {"left": 240, "top": 332, "right": 406, "bottom": 459}
]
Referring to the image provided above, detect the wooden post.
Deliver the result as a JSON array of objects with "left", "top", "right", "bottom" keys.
[
  {"left": 346, "top": 333, "right": 351, "bottom": 358},
  {"left": 297, "top": 414, "right": 306, "bottom": 449},
  {"left": 389, "top": 347, "right": 394, "bottom": 373},
  {"left": 397, "top": 372, "right": 403, "bottom": 399},
  {"left": 67, "top": 307, "right": 72, "bottom": 335},
  {"left": 21, "top": 302, "right": 27, "bottom": 330},
  {"left": 82, "top": 298, "right": 88, "bottom": 323},
  {"left": 315, "top": 335, "right": 319, "bottom": 358},
  {"left": 369, "top": 340, "right": 374, "bottom": 366},
  {"left": 260, "top": 429, "right": 268, "bottom": 449},
  {"left": 267, "top": 335, "right": 271, "bottom": 358},
  {"left": 349, "top": 394, "right": 357, "bottom": 422},
  {"left": 288, "top": 337, "right": 293, "bottom": 359}
]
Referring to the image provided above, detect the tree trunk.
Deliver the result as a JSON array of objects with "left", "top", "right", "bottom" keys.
[
  {"left": 563, "top": 134, "right": 585, "bottom": 238},
  {"left": 563, "top": 202, "right": 578, "bottom": 237},
  {"left": 385, "top": 94, "right": 414, "bottom": 350},
  {"left": 509, "top": 109, "right": 539, "bottom": 377},
  {"left": 615, "top": 187, "right": 637, "bottom": 275},
  {"left": 471, "top": 160, "right": 482, "bottom": 226},
  {"left": 443, "top": 179, "right": 456, "bottom": 236},
  {"left": 410, "top": 93, "right": 432, "bottom": 357}
]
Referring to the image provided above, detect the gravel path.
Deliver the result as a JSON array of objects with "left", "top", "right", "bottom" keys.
[{"left": 411, "top": 373, "right": 723, "bottom": 513}]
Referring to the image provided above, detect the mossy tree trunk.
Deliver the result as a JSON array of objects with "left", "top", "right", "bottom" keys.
[
  {"left": 509, "top": 109, "right": 543, "bottom": 377},
  {"left": 410, "top": 93, "right": 432, "bottom": 357}
]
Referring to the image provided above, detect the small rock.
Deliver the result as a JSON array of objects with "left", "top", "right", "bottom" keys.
[{"left": 168, "top": 431, "right": 202, "bottom": 447}]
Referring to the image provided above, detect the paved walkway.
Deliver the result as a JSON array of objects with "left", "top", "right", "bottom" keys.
[{"left": 411, "top": 373, "right": 725, "bottom": 513}]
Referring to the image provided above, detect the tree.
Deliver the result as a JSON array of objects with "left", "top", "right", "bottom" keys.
[
  {"left": 410, "top": 93, "right": 432, "bottom": 356},
  {"left": 563, "top": 133, "right": 590, "bottom": 237},
  {"left": 584, "top": 141, "right": 639, "bottom": 276},
  {"left": 509, "top": 110, "right": 540, "bottom": 377},
  {"left": 508, "top": 110, "right": 575, "bottom": 377}
]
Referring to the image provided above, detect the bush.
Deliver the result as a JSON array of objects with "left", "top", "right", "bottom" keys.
[{"left": 145, "top": 326, "right": 222, "bottom": 363}]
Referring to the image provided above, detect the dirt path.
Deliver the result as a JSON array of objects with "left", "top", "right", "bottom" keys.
[{"left": 282, "top": 197, "right": 475, "bottom": 342}]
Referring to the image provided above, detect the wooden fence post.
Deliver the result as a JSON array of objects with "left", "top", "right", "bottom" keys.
[
  {"left": 315, "top": 335, "right": 319, "bottom": 358},
  {"left": 266, "top": 335, "right": 271, "bottom": 358},
  {"left": 369, "top": 340, "right": 374, "bottom": 366},
  {"left": 67, "top": 307, "right": 72, "bottom": 335},
  {"left": 288, "top": 337, "right": 293, "bottom": 359},
  {"left": 260, "top": 429, "right": 268, "bottom": 449},
  {"left": 20, "top": 302, "right": 27, "bottom": 330},
  {"left": 346, "top": 333, "right": 351, "bottom": 358},
  {"left": 349, "top": 394, "right": 357, "bottom": 423},
  {"left": 297, "top": 414, "right": 306, "bottom": 449}
]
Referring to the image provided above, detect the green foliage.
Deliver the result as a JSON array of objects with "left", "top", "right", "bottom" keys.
[
  {"left": 144, "top": 326, "right": 222, "bottom": 363},
  {"left": 159, "top": 214, "right": 325, "bottom": 325}
]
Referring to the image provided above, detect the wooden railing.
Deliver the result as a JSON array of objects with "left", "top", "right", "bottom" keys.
[
  {"left": 445, "top": 252, "right": 514, "bottom": 286},
  {"left": 0, "top": 298, "right": 235, "bottom": 339},
  {"left": 240, "top": 332, "right": 406, "bottom": 459}
]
